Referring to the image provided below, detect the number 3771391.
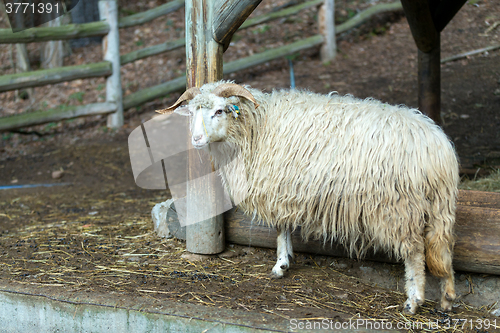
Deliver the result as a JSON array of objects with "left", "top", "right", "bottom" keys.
[{"left": 5, "top": 2, "right": 60, "bottom": 14}]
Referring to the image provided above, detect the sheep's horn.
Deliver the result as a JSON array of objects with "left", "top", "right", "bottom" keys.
[
  {"left": 156, "top": 87, "right": 201, "bottom": 114},
  {"left": 212, "top": 83, "right": 259, "bottom": 109}
]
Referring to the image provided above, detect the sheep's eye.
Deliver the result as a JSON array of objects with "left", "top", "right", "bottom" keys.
[{"left": 214, "top": 109, "right": 223, "bottom": 116}]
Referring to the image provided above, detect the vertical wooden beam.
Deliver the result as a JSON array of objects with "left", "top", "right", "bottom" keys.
[
  {"left": 185, "top": 0, "right": 225, "bottom": 254},
  {"left": 319, "top": 0, "right": 336, "bottom": 62},
  {"left": 99, "top": 0, "right": 123, "bottom": 128},
  {"left": 418, "top": 33, "right": 441, "bottom": 124},
  {"left": 401, "top": 0, "right": 441, "bottom": 124}
]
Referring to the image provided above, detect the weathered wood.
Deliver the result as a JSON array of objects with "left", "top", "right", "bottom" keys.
[
  {"left": 120, "top": 38, "right": 185, "bottom": 65},
  {"left": 400, "top": 0, "right": 439, "bottom": 53},
  {"left": 240, "top": 0, "right": 323, "bottom": 30},
  {"left": 122, "top": 35, "right": 323, "bottom": 110},
  {"left": 120, "top": 1, "right": 404, "bottom": 111},
  {"left": 441, "top": 44, "right": 500, "bottom": 64},
  {"left": 126, "top": 1, "right": 401, "bottom": 67},
  {"left": 418, "top": 34, "right": 441, "bottom": 124},
  {"left": 458, "top": 190, "right": 500, "bottom": 209},
  {"left": 118, "top": 0, "right": 185, "bottom": 29},
  {"left": 0, "top": 21, "right": 109, "bottom": 44},
  {"left": 213, "top": 0, "right": 262, "bottom": 51},
  {"left": 432, "top": 0, "right": 467, "bottom": 33},
  {"left": 167, "top": 190, "right": 500, "bottom": 275},
  {"left": 184, "top": 0, "right": 225, "bottom": 254},
  {"left": 0, "top": 61, "right": 112, "bottom": 92},
  {"left": 0, "top": 103, "right": 117, "bottom": 132},
  {"left": 335, "top": 1, "right": 403, "bottom": 35},
  {"left": 319, "top": 0, "right": 336, "bottom": 62},
  {"left": 123, "top": 76, "right": 186, "bottom": 110},
  {"left": 99, "top": 0, "right": 123, "bottom": 128},
  {"left": 224, "top": 35, "right": 324, "bottom": 74},
  {"left": 40, "top": 17, "right": 64, "bottom": 69}
]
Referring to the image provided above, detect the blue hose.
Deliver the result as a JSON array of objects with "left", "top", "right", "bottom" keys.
[
  {"left": 0, "top": 183, "right": 72, "bottom": 190},
  {"left": 288, "top": 59, "right": 295, "bottom": 89}
]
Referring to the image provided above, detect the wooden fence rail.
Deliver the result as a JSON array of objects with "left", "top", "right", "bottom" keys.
[
  {"left": 0, "top": 61, "right": 112, "bottom": 92},
  {"left": 0, "top": 0, "right": 404, "bottom": 132}
]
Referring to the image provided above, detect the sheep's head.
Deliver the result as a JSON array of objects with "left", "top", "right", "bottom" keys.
[{"left": 156, "top": 83, "right": 259, "bottom": 149}]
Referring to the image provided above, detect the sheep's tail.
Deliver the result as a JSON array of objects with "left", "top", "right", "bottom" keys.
[{"left": 424, "top": 187, "right": 457, "bottom": 278}]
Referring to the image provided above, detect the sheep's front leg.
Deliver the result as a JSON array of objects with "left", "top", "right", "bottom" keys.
[{"left": 271, "top": 227, "right": 294, "bottom": 278}]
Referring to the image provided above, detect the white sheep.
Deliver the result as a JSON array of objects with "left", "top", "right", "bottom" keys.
[{"left": 157, "top": 80, "right": 459, "bottom": 314}]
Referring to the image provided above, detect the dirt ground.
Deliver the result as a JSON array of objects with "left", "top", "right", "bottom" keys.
[{"left": 1, "top": 0, "right": 500, "bottom": 331}]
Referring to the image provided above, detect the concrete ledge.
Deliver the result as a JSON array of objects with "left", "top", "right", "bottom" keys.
[{"left": 0, "top": 281, "right": 390, "bottom": 333}]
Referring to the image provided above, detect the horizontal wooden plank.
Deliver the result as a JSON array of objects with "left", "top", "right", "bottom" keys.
[
  {"left": 0, "top": 103, "right": 117, "bottom": 131},
  {"left": 240, "top": 0, "right": 323, "bottom": 30},
  {"left": 224, "top": 35, "right": 324, "bottom": 74},
  {"left": 0, "top": 61, "right": 112, "bottom": 92},
  {"left": 123, "top": 76, "right": 186, "bottom": 110},
  {"left": 122, "top": 36, "right": 323, "bottom": 109},
  {"left": 335, "top": 1, "right": 403, "bottom": 35},
  {"left": 0, "top": 21, "right": 109, "bottom": 44},
  {"left": 118, "top": 0, "right": 185, "bottom": 29},
  {"left": 120, "top": 38, "right": 185, "bottom": 65}
]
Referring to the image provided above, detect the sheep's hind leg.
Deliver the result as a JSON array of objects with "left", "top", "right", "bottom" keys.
[
  {"left": 403, "top": 244, "right": 426, "bottom": 315},
  {"left": 271, "top": 227, "right": 293, "bottom": 278}
]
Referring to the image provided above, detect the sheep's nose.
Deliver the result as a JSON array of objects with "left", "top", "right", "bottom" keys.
[{"left": 193, "top": 135, "right": 203, "bottom": 143}]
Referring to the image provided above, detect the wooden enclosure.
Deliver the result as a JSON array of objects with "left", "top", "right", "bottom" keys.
[{"left": 0, "top": 0, "right": 404, "bottom": 132}]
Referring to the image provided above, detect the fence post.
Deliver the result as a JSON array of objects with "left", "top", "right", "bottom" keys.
[
  {"left": 319, "top": 0, "right": 336, "bottom": 62},
  {"left": 184, "top": 0, "right": 225, "bottom": 255},
  {"left": 99, "top": 0, "right": 123, "bottom": 128}
]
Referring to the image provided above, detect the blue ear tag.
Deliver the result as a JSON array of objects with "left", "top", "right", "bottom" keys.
[{"left": 227, "top": 105, "right": 240, "bottom": 119}]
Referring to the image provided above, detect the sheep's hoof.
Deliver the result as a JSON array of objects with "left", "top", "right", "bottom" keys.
[
  {"left": 270, "top": 271, "right": 284, "bottom": 279},
  {"left": 402, "top": 299, "right": 419, "bottom": 315},
  {"left": 439, "top": 290, "right": 456, "bottom": 312}
]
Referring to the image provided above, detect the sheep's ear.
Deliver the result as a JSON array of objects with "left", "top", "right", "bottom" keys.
[{"left": 173, "top": 106, "right": 191, "bottom": 116}]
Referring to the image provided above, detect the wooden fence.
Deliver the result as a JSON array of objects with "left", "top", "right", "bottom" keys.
[{"left": 0, "top": 0, "right": 402, "bottom": 132}]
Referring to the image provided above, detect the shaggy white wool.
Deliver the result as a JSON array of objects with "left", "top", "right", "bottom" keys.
[{"left": 174, "top": 80, "right": 459, "bottom": 314}]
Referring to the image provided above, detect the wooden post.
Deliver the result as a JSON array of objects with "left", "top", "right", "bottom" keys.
[
  {"left": 99, "top": 0, "right": 123, "bottom": 128},
  {"left": 184, "top": 0, "right": 225, "bottom": 254},
  {"left": 418, "top": 33, "right": 441, "bottom": 124},
  {"left": 319, "top": 0, "right": 336, "bottom": 62},
  {"left": 401, "top": 0, "right": 467, "bottom": 125}
]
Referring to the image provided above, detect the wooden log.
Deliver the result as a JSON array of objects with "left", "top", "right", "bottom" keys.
[
  {"left": 118, "top": 0, "right": 185, "bottom": 29},
  {"left": 319, "top": 0, "right": 336, "bottom": 62},
  {"left": 166, "top": 190, "right": 500, "bottom": 275},
  {"left": 0, "top": 103, "right": 117, "bottom": 132},
  {"left": 0, "top": 61, "right": 112, "bottom": 92},
  {"left": 184, "top": 0, "right": 225, "bottom": 254},
  {"left": 120, "top": 38, "right": 185, "bottom": 65},
  {"left": 0, "top": 21, "right": 109, "bottom": 44},
  {"left": 99, "top": 0, "right": 124, "bottom": 128},
  {"left": 213, "top": 0, "right": 262, "bottom": 51}
]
